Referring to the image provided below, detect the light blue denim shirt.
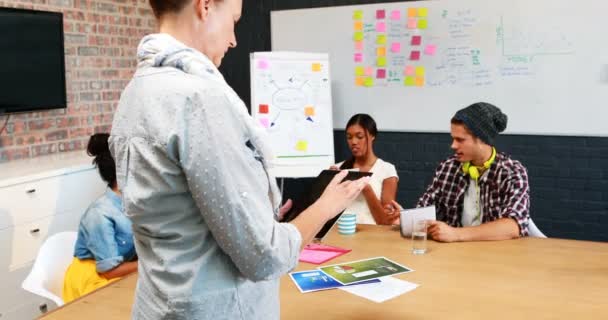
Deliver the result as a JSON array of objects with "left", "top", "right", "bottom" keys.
[
  {"left": 109, "top": 34, "right": 302, "bottom": 319},
  {"left": 74, "top": 189, "right": 136, "bottom": 273}
]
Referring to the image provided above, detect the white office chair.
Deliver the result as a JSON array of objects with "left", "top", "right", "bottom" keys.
[
  {"left": 21, "top": 231, "right": 77, "bottom": 307},
  {"left": 528, "top": 219, "right": 547, "bottom": 238}
]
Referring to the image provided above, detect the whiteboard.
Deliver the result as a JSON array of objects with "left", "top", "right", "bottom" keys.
[
  {"left": 271, "top": 0, "right": 608, "bottom": 136},
  {"left": 250, "top": 52, "right": 335, "bottom": 178}
]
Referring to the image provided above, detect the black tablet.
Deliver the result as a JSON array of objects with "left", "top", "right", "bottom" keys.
[{"left": 281, "top": 170, "right": 373, "bottom": 241}]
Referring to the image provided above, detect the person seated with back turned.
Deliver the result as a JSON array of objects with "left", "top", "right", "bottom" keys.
[
  {"left": 62, "top": 133, "right": 137, "bottom": 302},
  {"left": 332, "top": 114, "right": 401, "bottom": 225},
  {"left": 417, "top": 102, "right": 530, "bottom": 242}
]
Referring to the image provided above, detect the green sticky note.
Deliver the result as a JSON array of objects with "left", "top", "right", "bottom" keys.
[
  {"left": 355, "top": 66, "right": 365, "bottom": 76},
  {"left": 418, "top": 19, "right": 428, "bottom": 29},
  {"left": 418, "top": 8, "right": 428, "bottom": 17},
  {"left": 354, "top": 32, "right": 364, "bottom": 41},
  {"left": 377, "top": 57, "right": 387, "bottom": 67},
  {"left": 404, "top": 76, "right": 415, "bottom": 86},
  {"left": 376, "top": 34, "right": 387, "bottom": 45},
  {"left": 364, "top": 77, "right": 374, "bottom": 87},
  {"left": 353, "top": 10, "right": 363, "bottom": 20}
]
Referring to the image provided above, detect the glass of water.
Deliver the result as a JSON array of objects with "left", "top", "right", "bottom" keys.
[{"left": 412, "top": 219, "right": 428, "bottom": 255}]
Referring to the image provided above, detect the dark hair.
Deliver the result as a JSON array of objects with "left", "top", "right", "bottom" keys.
[
  {"left": 149, "top": 0, "right": 223, "bottom": 19},
  {"left": 340, "top": 114, "right": 378, "bottom": 170},
  {"left": 87, "top": 133, "right": 116, "bottom": 188}
]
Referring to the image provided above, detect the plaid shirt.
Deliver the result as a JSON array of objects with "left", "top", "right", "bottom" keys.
[{"left": 417, "top": 152, "right": 530, "bottom": 236}]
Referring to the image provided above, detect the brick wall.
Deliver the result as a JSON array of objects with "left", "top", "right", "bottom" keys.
[{"left": 0, "top": 0, "right": 156, "bottom": 162}]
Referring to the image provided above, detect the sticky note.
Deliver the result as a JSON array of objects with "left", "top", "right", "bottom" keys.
[
  {"left": 411, "top": 35, "right": 421, "bottom": 45},
  {"left": 259, "top": 118, "right": 270, "bottom": 128},
  {"left": 355, "top": 66, "right": 365, "bottom": 76},
  {"left": 404, "top": 65, "right": 415, "bottom": 76},
  {"left": 354, "top": 21, "right": 363, "bottom": 31},
  {"left": 353, "top": 10, "right": 363, "bottom": 20},
  {"left": 257, "top": 59, "right": 269, "bottom": 69},
  {"left": 390, "top": 10, "right": 401, "bottom": 20},
  {"left": 418, "top": 8, "right": 428, "bottom": 17},
  {"left": 418, "top": 19, "right": 428, "bottom": 29},
  {"left": 376, "top": 9, "right": 385, "bottom": 19},
  {"left": 364, "top": 77, "right": 374, "bottom": 87},
  {"left": 376, "top": 22, "right": 386, "bottom": 32},
  {"left": 404, "top": 76, "right": 415, "bottom": 86},
  {"left": 304, "top": 106, "right": 315, "bottom": 116},
  {"left": 391, "top": 42, "right": 401, "bottom": 53},
  {"left": 354, "top": 53, "right": 363, "bottom": 63},
  {"left": 354, "top": 32, "right": 364, "bottom": 41},
  {"left": 377, "top": 57, "right": 387, "bottom": 67},
  {"left": 258, "top": 104, "right": 269, "bottom": 114},
  {"left": 355, "top": 41, "right": 364, "bottom": 51},
  {"left": 415, "top": 66, "right": 425, "bottom": 76},
  {"left": 415, "top": 76, "right": 425, "bottom": 86},
  {"left": 376, "top": 34, "right": 387, "bottom": 45},
  {"left": 355, "top": 76, "right": 365, "bottom": 86},
  {"left": 376, "top": 69, "right": 386, "bottom": 79},
  {"left": 377, "top": 47, "right": 386, "bottom": 56},
  {"left": 312, "top": 63, "right": 322, "bottom": 72},
  {"left": 407, "top": 18, "right": 417, "bottom": 29},
  {"left": 410, "top": 50, "right": 420, "bottom": 60},
  {"left": 424, "top": 44, "right": 436, "bottom": 55},
  {"left": 364, "top": 66, "right": 374, "bottom": 76},
  {"left": 407, "top": 8, "right": 417, "bottom": 17},
  {"left": 295, "top": 140, "right": 308, "bottom": 151}
]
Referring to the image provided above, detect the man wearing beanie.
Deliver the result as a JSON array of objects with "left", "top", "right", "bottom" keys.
[{"left": 417, "top": 102, "right": 530, "bottom": 242}]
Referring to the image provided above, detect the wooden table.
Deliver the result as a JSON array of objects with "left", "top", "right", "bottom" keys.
[{"left": 41, "top": 225, "right": 608, "bottom": 319}]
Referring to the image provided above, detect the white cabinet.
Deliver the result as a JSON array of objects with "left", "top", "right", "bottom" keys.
[{"left": 0, "top": 152, "right": 106, "bottom": 319}]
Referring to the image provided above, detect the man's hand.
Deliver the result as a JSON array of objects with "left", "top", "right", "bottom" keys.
[
  {"left": 427, "top": 220, "right": 461, "bottom": 242},
  {"left": 278, "top": 199, "right": 293, "bottom": 221}
]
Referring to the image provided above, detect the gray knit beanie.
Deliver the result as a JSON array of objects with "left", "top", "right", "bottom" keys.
[{"left": 452, "top": 102, "right": 507, "bottom": 145}]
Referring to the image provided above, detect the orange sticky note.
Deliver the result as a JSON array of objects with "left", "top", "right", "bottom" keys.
[
  {"left": 312, "top": 63, "right": 322, "bottom": 72},
  {"left": 295, "top": 140, "right": 308, "bottom": 151},
  {"left": 377, "top": 47, "right": 386, "bottom": 56},
  {"left": 407, "top": 8, "right": 417, "bottom": 17},
  {"left": 415, "top": 76, "right": 425, "bottom": 86},
  {"left": 354, "top": 21, "right": 363, "bottom": 31},
  {"left": 355, "top": 76, "right": 365, "bottom": 86},
  {"left": 304, "top": 106, "right": 315, "bottom": 116}
]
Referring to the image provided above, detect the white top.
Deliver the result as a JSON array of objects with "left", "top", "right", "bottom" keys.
[{"left": 336, "top": 158, "right": 398, "bottom": 224}]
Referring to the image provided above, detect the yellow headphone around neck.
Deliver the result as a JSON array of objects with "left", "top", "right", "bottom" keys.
[{"left": 462, "top": 147, "right": 496, "bottom": 180}]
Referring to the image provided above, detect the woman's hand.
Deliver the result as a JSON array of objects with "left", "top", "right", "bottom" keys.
[
  {"left": 315, "top": 170, "right": 369, "bottom": 221},
  {"left": 329, "top": 165, "right": 339, "bottom": 170},
  {"left": 277, "top": 199, "right": 293, "bottom": 221},
  {"left": 383, "top": 200, "right": 402, "bottom": 225}
]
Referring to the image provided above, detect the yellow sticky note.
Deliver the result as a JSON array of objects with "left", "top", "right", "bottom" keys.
[
  {"left": 364, "top": 77, "right": 374, "bottom": 87},
  {"left": 376, "top": 34, "right": 387, "bottom": 45},
  {"left": 415, "top": 66, "right": 425, "bottom": 76},
  {"left": 418, "top": 19, "right": 428, "bottom": 29},
  {"left": 354, "top": 32, "right": 364, "bottom": 41},
  {"left": 355, "top": 76, "right": 365, "bottom": 86},
  {"left": 354, "top": 21, "right": 363, "bottom": 31},
  {"left": 418, "top": 8, "right": 428, "bottom": 17},
  {"left": 377, "top": 57, "right": 387, "bottom": 67},
  {"left": 415, "top": 76, "right": 425, "bottom": 86},
  {"left": 404, "top": 76, "right": 415, "bottom": 86},
  {"left": 376, "top": 47, "right": 386, "bottom": 57},
  {"left": 407, "top": 8, "right": 417, "bottom": 17},
  {"left": 304, "top": 106, "right": 315, "bottom": 116},
  {"left": 295, "top": 140, "right": 308, "bottom": 151},
  {"left": 312, "top": 63, "right": 322, "bottom": 72},
  {"left": 355, "top": 66, "right": 365, "bottom": 76},
  {"left": 353, "top": 10, "right": 363, "bottom": 20}
]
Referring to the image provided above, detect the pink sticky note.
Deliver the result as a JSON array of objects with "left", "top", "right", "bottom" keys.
[
  {"left": 257, "top": 59, "right": 269, "bottom": 69},
  {"left": 376, "top": 9, "right": 385, "bottom": 19},
  {"left": 404, "top": 65, "right": 415, "bottom": 76},
  {"left": 390, "top": 10, "right": 401, "bottom": 20},
  {"left": 259, "top": 118, "right": 269, "bottom": 128},
  {"left": 410, "top": 51, "right": 420, "bottom": 60},
  {"left": 391, "top": 42, "right": 401, "bottom": 53},
  {"left": 376, "top": 69, "right": 386, "bottom": 79},
  {"left": 411, "top": 35, "right": 422, "bottom": 45},
  {"left": 364, "top": 66, "right": 374, "bottom": 76},
  {"left": 407, "top": 18, "right": 417, "bottom": 29},
  {"left": 355, "top": 41, "right": 363, "bottom": 51},
  {"left": 376, "top": 22, "right": 386, "bottom": 32},
  {"left": 299, "top": 244, "right": 351, "bottom": 264},
  {"left": 354, "top": 53, "right": 363, "bottom": 63},
  {"left": 425, "top": 44, "right": 437, "bottom": 55}
]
